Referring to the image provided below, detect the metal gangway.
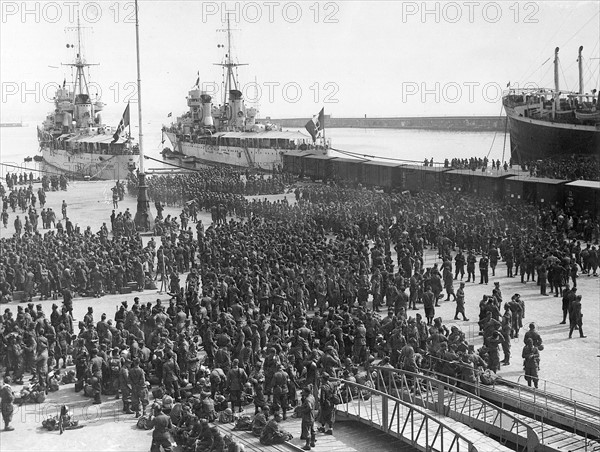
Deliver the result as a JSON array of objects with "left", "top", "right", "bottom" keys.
[
  {"left": 335, "top": 379, "right": 514, "bottom": 452},
  {"left": 365, "top": 364, "right": 600, "bottom": 452}
]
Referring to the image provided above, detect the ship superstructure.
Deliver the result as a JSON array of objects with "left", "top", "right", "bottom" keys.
[{"left": 502, "top": 46, "right": 599, "bottom": 163}]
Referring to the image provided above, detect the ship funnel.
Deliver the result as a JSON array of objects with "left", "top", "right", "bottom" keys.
[
  {"left": 578, "top": 46, "right": 584, "bottom": 95},
  {"left": 229, "top": 90, "right": 244, "bottom": 128},
  {"left": 200, "top": 93, "right": 213, "bottom": 127}
]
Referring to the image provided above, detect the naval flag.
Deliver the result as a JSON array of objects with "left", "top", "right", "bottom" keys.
[
  {"left": 305, "top": 107, "right": 324, "bottom": 142},
  {"left": 112, "top": 103, "right": 130, "bottom": 143}
]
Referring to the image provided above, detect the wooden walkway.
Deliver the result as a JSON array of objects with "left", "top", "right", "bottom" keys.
[{"left": 214, "top": 414, "right": 359, "bottom": 452}]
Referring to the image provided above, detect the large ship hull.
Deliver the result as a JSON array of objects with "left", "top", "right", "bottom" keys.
[
  {"left": 506, "top": 113, "right": 600, "bottom": 162},
  {"left": 41, "top": 147, "right": 137, "bottom": 180},
  {"left": 165, "top": 131, "right": 304, "bottom": 170}
]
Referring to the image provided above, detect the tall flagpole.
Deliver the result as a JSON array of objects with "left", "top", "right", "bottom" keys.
[{"left": 133, "top": 0, "right": 153, "bottom": 231}]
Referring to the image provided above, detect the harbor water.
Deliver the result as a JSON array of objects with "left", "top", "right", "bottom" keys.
[{"left": 0, "top": 122, "right": 509, "bottom": 178}]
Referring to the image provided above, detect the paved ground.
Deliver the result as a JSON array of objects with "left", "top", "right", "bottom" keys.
[{"left": 0, "top": 180, "right": 598, "bottom": 451}]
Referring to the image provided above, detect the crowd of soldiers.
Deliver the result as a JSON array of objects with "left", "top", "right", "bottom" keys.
[
  {"left": 134, "top": 167, "right": 293, "bottom": 208},
  {"left": 525, "top": 155, "right": 600, "bottom": 181},
  {"left": 0, "top": 170, "right": 597, "bottom": 449}
]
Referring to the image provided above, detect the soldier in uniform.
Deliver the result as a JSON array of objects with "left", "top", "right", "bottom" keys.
[
  {"left": 148, "top": 404, "right": 174, "bottom": 452},
  {"left": 1, "top": 376, "right": 15, "bottom": 431},
  {"left": 130, "top": 358, "right": 149, "bottom": 418},
  {"left": 466, "top": 250, "right": 477, "bottom": 283},
  {"left": 454, "top": 282, "right": 469, "bottom": 321},
  {"left": 454, "top": 250, "right": 465, "bottom": 280},
  {"left": 568, "top": 295, "right": 586, "bottom": 339},
  {"left": 108, "top": 348, "right": 122, "bottom": 398},
  {"left": 119, "top": 358, "right": 134, "bottom": 414},
  {"left": 298, "top": 386, "right": 316, "bottom": 450},
  {"left": 271, "top": 364, "right": 290, "bottom": 420},
  {"left": 317, "top": 372, "right": 336, "bottom": 435},
  {"left": 89, "top": 348, "right": 104, "bottom": 404},
  {"left": 479, "top": 253, "right": 489, "bottom": 285}
]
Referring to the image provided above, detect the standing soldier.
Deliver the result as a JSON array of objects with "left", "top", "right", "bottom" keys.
[
  {"left": 522, "top": 338, "right": 540, "bottom": 388},
  {"left": 108, "top": 348, "right": 122, "bottom": 399},
  {"left": 298, "top": 386, "right": 316, "bottom": 451},
  {"left": 130, "top": 358, "right": 149, "bottom": 418},
  {"left": 119, "top": 357, "right": 134, "bottom": 414},
  {"left": 479, "top": 253, "right": 489, "bottom": 285},
  {"left": 317, "top": 372, "right": 336, "bottom": 435},
  {"left": 271, "top": 364, "right": 290, "bottom": 420},
  {"left": 227, "top": 359, "right": 248, "bottom": 413},
  {"left": 466, "top": 250, "right": 477, "bottom": 283},
  {"left": 61, "top": 200, "right": 67, "bottom": 220},
  {"left": 453, "top": 282, "right": 469, "bottom": 321},
  {"left": 148, "top": 404, "right": 174, "bottom": 452},
  {"left": 488, "top": 246, "right": 499, "bottom": 277},
  {"left": 454, "top": 249, "right": 465, "bottom": 280},
  {"left": 88, "top": 348, "right": 104, "bottom": 405},
  {"left": 500, "top": 305, "right": 512, "bottom": 365},
  {"left": 1, "top": 376, "right": 15, "bottom": 431},
  {"left": 568, "top": 295, "right": 586, "bottom": 339}
]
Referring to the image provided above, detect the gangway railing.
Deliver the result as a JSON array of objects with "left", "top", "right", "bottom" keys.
[
  {"left": 369, "top": 365, "right": 539, "bottom": 452},
  {"left": 334, "top": 379, "right": 479, "bottom": 452},
  {"left": 516, "top": 374, "right": 600, "bottom": 416},
  {"left": 409, "top": 355, "right": 600, "bottom": 445}
]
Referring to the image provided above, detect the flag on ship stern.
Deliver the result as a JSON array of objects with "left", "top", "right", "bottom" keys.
[
  {"left": 305, "top": 107, "right": 324, "bottom": 142},
  {"left": 112, "top": 103, "right": 130, "bottom": 143}
]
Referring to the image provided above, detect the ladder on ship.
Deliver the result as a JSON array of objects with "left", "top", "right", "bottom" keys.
[{"left": 242, "top": 146, "right": 255, "bottom": 168}]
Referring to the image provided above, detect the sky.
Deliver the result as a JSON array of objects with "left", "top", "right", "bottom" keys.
[{"left": 0, "top": 1, "right": 599, "bottom": 126}]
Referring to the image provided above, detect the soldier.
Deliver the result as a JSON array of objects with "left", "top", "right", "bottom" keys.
[
  {"left": 454, "top": 249, "right": 465, "bottom": 280},
  {"left": 148, "top": 404, "right": 174, "bottom": 452},
  {"left": 271, "top": 364, "right": 290, "bottom": 420},
  {"left": 0, "top": 376, "right": 15, "bottom": 431},
  {"left": 108, "top": 348, "right": 122, "bottom": 398},
  {"left": 454, "top": 282, "right": 469, "bottom": 321},
  {"left": 522, "top": 338, "right": 540, "bottom": 388},
  {"left": 568, "top": 295, "right": 586, "bottom": 339},
  {"left": 130, "top": 358, "right": 149, "bottom": 418},
  {"left": 227, "top": 359, "right": 248, "bottom": 413},
  {"left": 422, "top": 286, "right": 435, "bottom": 326},
  {"left": 88, "top": 348, "right": 104, "bottom": 404},
  {"left": 466, "top": 250, "right": 477, "bottom": 283},
  {"left": 500, "top": 305, "right": 512, "bottom": 365},
  {"left": 298, "top": 386, "right": 316, "bottom": 450},
  {"left": 317, "top": 372, "right": 336, "bottom": 435},
  {"left": 119, "top": 357, "right": 134, "bottom": 414},
  {"left": 479, "top": 253, "right": 489, "bottom": 285}
]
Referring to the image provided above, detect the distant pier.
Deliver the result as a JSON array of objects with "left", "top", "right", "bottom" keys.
[{"left": 273, "top": 115, "right": 505, "bottom": 131}]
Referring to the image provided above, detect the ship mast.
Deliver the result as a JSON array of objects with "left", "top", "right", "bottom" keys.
[
  {"left": 214, "top": 15, "right": 247, "bottom": 127},
  {"left": 63, "top": 16, "right": 96, "bottom": 101},
  {"left": 553, "top": 47, "right": 560, "bottom": 118}
]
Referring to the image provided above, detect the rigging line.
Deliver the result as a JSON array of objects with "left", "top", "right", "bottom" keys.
[
  {"left": 144, "top": 155, "right": 211, "bottom": 173},
  {"left": 0, "top": 162, "right": 59, "bottom": 175},
  {"left": 501, "top": 115, "right": 508, "bottom": 166},
  {"left": 560, "top": 10, "right": 600, "bottom": 49},
  {"left": 520, "top": 57, "right": 551, "bottom": 87},
  {"left": 330, "top": 147, "right": 441, "bottom": 166},
  {"left": 559, "top": 61, "right": 570, "bottom": 92},
  {"left": 516, "top": 6, "right": 576, "bottom": 83},
  {"left": 486, "top": 103, "right": 505, "bottom": 159}
]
